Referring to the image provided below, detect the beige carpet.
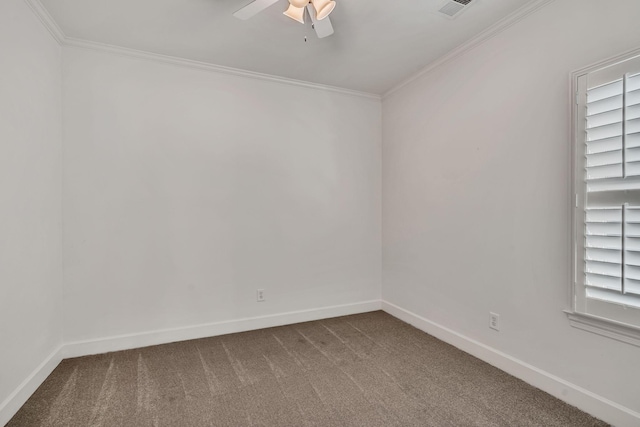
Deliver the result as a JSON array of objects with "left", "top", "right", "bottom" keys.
[{"left": 8, "top": 311, "right": 607, "bottom": 426}]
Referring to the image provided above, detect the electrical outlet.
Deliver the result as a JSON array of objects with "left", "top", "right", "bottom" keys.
[
  {"left": 489, "top": 312, "right": 500, "bottom": 331},
  {"left": 257, "top": 289, "right": 265, "bottom": 302}
]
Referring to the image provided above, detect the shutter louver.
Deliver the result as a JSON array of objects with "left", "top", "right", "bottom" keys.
[{"left": 585, "top": 207, "right": 622, "bottom": 292}]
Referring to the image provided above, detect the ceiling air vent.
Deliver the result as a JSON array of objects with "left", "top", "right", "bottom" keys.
[{"left": 438, "top": 0, "right": 474, "bottom": 19}]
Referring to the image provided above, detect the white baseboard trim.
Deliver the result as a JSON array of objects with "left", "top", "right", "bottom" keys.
[
  {"left": 381, "top": 301, "right": 640, "bottom": 427},
  {"left": 0, "top": 345, "right": 64, "bottom": 427},
  {"left": 62, "top": 300, "right": 382, "bottom": 359}
]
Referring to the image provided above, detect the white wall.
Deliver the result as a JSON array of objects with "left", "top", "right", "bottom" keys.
[
  {"left": 0, "top": 0, "right": 62, "bottom": 412},
  {"left": 382, "top": 0, "right": 640, "bottom": 420},
  {"left": 62, "top": 47, "right": 381, "bottom": 343}
]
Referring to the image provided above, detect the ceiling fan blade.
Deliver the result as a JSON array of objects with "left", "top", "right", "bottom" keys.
[
  {"left": 306, "top": 4, "right": 334, "bottom": 38},
  {"left": 233, "top": 0, "right": 280, "bottom": 20}
]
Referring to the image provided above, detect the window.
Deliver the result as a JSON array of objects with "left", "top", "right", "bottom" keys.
[{"left": 570, "top": 50, "right": 640, "bottom": 346}]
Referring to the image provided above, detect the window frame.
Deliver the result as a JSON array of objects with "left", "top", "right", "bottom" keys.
[{"left": 569, "top": 47, "right": 640, "bottom": 347}]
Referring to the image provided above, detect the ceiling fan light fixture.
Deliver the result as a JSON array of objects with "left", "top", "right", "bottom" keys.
[
  {"left": 283, "top": 4, "right": 305, "bottom": 24},
  {"left": 310, "top": 0, "right": 336, "bottom": 20}
]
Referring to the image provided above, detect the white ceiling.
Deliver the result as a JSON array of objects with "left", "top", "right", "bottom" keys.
[{"left": 39, "top": 0, "right": 534, "bottom": 94}]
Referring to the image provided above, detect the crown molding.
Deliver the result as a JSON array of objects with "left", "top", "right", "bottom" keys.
[
  {"left": 24, "top": 0, "right": 555, "bottom": 101},
  {"left": 23, "top": 0, "right": 379, "bottom": 100},
  {"left": 23, "top": 0, "right": 65, "bottom": 45},
  {"left": 382, "top": 0, "right": 556, "bottom": 100},
  {"left": 63, "top": 37, "right": 381, "bottom": 100}
]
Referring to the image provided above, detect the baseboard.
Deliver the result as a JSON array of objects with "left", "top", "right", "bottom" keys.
[
  {"left": 381, "top": 301, "right": 640, "bottom": 427},
  {"left": 0, "top": 345, "right": 64, "bottom": 427},
  {"left": 63, "top": 300, "right": 382, "bottom": 359}
]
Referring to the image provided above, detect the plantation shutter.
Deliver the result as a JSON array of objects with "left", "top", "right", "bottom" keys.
[{"left": 583, "top": 62, "right": 640, "bottom": 309}]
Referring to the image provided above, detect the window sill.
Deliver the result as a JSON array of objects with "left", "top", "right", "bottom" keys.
[{"left": 564, "top": 310, "right": 640, "bottom": 347}]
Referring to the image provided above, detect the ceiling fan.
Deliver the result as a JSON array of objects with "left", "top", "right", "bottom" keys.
[{"left": 233, "top": 0, "right": 336, "bottom": 39}]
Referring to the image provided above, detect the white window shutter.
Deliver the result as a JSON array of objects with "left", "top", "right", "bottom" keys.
[{"left": 582, "top": 69, "right": 640, "bottom": 309}]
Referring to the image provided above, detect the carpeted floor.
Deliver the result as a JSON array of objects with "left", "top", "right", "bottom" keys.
[{"left": 8, "top": 311, "right": 607, "bottom": 427}]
